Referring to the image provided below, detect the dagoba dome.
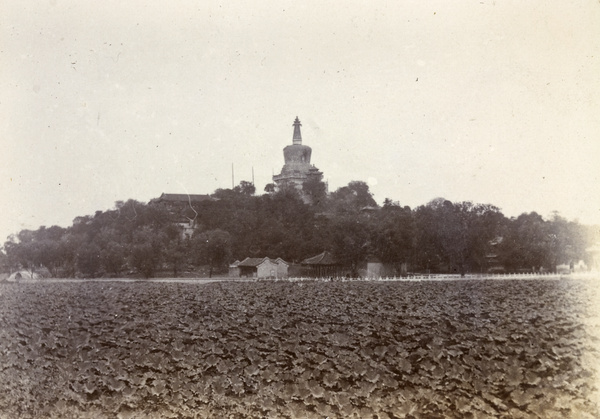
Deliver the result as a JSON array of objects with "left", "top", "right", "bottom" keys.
[{"left": 273, "top": 117, "right": 323, "bottom": 191}]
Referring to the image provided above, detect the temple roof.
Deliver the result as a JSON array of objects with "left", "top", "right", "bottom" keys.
[
  {"left": 156, "top": 193, "right": 214, "bottom": 203},
  {"left": 237, "top": 258, "right": 270, "bottom": 267},
  {"left": 237, "top": 257, "right": 288, "bottom": 267}
]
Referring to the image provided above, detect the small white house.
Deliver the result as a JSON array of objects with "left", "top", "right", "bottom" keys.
[
  {"left": 234, "top": 257, "right": 289, "bottom": 279},
  {"left": 271, "top": 257, "right": 289, "bottom": 278}
]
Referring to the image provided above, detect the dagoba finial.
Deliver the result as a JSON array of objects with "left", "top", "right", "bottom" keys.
[{"left": 292, "top": 116, "right": 302, "bottom": 145}]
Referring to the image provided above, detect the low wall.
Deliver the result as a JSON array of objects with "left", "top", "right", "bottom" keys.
[{"left": 278, "top": 271, "right": 599, "bottom": 282}]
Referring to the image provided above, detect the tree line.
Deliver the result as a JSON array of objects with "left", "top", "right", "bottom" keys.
[{"left": 1, "top": 180, "right": 595, "bottom": 278}]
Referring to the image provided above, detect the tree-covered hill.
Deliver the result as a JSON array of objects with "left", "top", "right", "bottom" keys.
[{"left": 1, "top": 180, "right": 594, "bottom": 278}]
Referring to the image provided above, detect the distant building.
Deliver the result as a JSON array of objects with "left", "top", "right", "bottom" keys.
[
  {"left": 301, "top": 251, "right": 341, "bottom": 277},
  {"left": 231, "top": 257, "right": 289, "bottom": 279},
  {"left": 273, "top": 117, "right": 323, "bottom": 192},
  {"left": 153, "top": 193, "right": 214, "bottom": 204},
  {"left": 485, "top": 236, "right": 505, "bottom": 273},
  {"left": 228, "top": 260, "right": 241, "bottom": 277},
  {"left": 359, "top": 206, "right": 380, "bottom": 217},
  {"left": 363, "top": 256, "right": 407, "bottom": 278},
  {"left": 556, "top": 260, "right": 588, "bottom": 274}
]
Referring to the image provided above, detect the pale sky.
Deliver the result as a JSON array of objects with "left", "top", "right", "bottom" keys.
[{"left": 1, "top": 0, "right": 599, "bottom": 242}]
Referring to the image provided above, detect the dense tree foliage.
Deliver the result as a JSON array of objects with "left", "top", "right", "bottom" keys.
[
  {"left": 370, "top": 202, "right": 415, "bottom": 270},
  {"left": 192, "top": 229, "right": 232, "bottom": 278},
  {"left": 1, "top": 181, "right": 595, "bottom": 278},
  {"left": 302, "top": 177, "right": 328, "bottom": 208},
  {"left": 413, "top": 199, "right": 505, "bottom": 275},
  {"left": 328, "top": 180, "right": 378, "bottom": 215},
  {"left": 233, "top": 180, "right": 256, "bottom": 196}
]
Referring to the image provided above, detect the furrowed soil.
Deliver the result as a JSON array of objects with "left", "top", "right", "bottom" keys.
[{"left": 1, "top": 279, "right": 599, "bottom": 418}]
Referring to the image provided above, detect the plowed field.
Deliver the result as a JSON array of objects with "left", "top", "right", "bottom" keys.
[{"left": 1, "top": 279, "right": 599, "bottom": 418}]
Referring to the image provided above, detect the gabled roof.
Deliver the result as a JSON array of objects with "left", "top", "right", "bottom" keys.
[
  {"left": 301, "top": 251, "right": 337, "bottom": 266},
  {"left": 237, "top": 257, "right": 288, "bottom": 267},
  {"left": 157, "top": 193, "right": 214, "bottom": 203},
  {"left": 237, "top": 257, "right": 273, "bottom": 267},
  {"left": 270, "top": 257, "right": 289, "bottom": 266}
]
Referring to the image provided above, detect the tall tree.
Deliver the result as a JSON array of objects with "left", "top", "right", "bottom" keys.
[
  {"left": 100, "top": 241, "right": 126, "bottom": 277},
  {"left": 162, "top": 224, "right": 189, "bottom": 277},
  {"left": 544, "top": 212, "right": 588, "bottom": 270},
  {"left": 76, "top": 243, "right": 102, "bottom": 277},
  {"left": 264, "top": 183, "right": 276, "bottom": 194},
  {"left": 36, "top": 239, "right": 63, "bottom": 277},
  {"left": 330, "top": 216, "right": 370, "bottom": 276},
  {"left": 234, "top": 180, "right": 256, "bottom": 196},
  {"left": 302, "top": 177, "right": 328, "bottom": 207},
  {"left": 59, "top": 233, "right": 88, "bottom": 277},
  {"left": 192, "top": 229, "right": 232, "bottom": 278},
  {"left": 370, "top": 203, "right": 415, "bottom": 270},
  {"left": 328, "top": 180, "right": 378, "bottom": 214},
  {"left": 498, "top": 212, "right": 550, "bottom": 272},
  {"left": 129, "top": 227, "right": 165, "bottom": 278},
  {"left": 413, "top": 199, "right": 448, "bottom": 272}
]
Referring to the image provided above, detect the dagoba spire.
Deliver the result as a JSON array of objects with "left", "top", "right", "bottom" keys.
[
  {"left": 273, "top": 116, "right": 323, "bottom": 194},
  {"left": 292, "top": 116, "right": 302, "bottom": 145}
]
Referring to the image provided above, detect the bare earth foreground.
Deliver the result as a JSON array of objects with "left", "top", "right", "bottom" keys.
[{"left": 1, "top": 278, "right": 599, "bottom": 418}]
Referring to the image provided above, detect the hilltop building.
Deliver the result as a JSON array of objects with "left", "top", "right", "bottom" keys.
[
  {"left": 273, "top": 117, "right": 323, "bottom": 192},
  {"left": 151, "top": 117, "right": 325, "bottom": 239}
]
